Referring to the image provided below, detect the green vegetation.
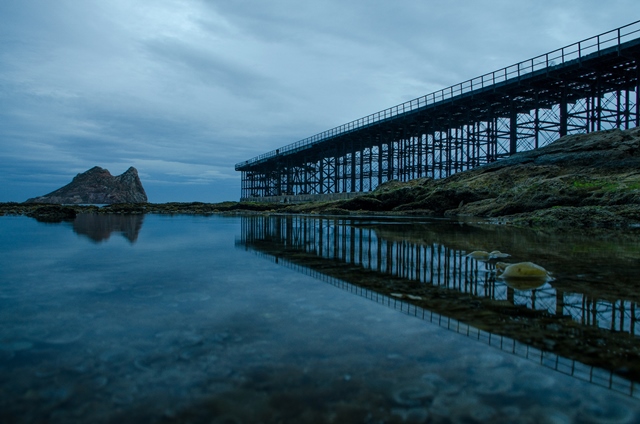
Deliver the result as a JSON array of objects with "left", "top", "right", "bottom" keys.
[
  {"left": 572, "top": 178, "right": 640, "bottom": 192},
  {"left": 572, "top": 179, "right": 618, "bottom": 192}
]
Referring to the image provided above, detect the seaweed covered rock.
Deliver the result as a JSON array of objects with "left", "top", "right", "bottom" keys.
[
  {"left": 26, "top": 205, "right": 77, "bottom": 223},
  {"left": 336, "top": 127, "right": 640, "bottom": 227}
]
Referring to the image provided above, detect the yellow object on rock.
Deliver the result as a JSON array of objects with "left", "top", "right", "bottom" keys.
[
  {"left": 496, "top": 261, "right": 552, "bottom": 290},
  {"left": 498, "top": 262, "right": 551, "bottom": 279}
]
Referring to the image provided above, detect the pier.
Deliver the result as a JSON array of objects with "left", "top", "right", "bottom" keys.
[{"left": 237, "top": 21, "right": 640, "bottom": 201}]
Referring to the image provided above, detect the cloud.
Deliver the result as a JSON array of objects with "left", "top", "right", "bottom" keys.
[{"left": 0, "top": 0, "right": 637, "bottom": 202}]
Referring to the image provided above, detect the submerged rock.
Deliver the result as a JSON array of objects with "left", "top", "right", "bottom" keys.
[
  {"left": 466, "top": 251, "right": 491, "bottom": 260},
  {"left": 497, "top": 261, "right": 549, "bottom": 277},
  {"left": 25, "top": 166, "right": 147, "bottom": 205},
  {"left": 496, "top": 262, "right": 552, "bottom": 289},
  {"left": 489, "top": 250, "right": 510, "bottom": 259}
]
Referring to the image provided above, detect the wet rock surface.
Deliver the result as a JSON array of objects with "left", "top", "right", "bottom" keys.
[{"left": 25, "top": 205, "right": 77, "bottom": 223}]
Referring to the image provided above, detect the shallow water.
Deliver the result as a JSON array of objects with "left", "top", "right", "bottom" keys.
[{"left": 1, "top": 214, "right": 640, "bottom": 423}]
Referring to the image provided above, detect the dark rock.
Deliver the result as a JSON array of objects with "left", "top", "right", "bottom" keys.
[
  {"left": 26, "top": 205, "right": 77, "bottom": 223},
  {"left": 322, "top": 207, "right": 351, "bottom": 215},
  {"left": 508, "top": 206, "right": 632, "bottom": 229},
  {"left": 25, "top": 166, "right": 148, "bottom": 204},
  {"left": 393, "top": 187, "right": 481, "bottom": 213},
  {"left": 290, "top": 127, "right": 640, "bottom": 228},
  {"left": 375, "top": 187, "right": 422, "bottom": 210},
  {"left": 100, "top": 203, "right": 146, "bottom": 214},
  {"left": 340, "top": 196, "right": 384, "bottom": 211}
]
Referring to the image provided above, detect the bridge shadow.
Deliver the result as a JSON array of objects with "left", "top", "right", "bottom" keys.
[{"left": 236, "top": 214, "right": 640, "bottom": 397}]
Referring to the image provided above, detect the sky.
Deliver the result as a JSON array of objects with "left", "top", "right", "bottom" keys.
[{"left": 0, "top": 1, "right": 637, "bottom": 203}]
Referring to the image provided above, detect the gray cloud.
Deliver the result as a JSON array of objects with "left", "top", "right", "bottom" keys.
[
  {"left": 0, "top": 0, "right": 637, "bottom": 202},
  {"left": 143, "top": 37, "right": 279, "bottom": 98}
]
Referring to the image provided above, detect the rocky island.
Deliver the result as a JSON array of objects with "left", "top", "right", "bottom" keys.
[{"left": 25, "top": 166, "right": 148, "bottom": 205}]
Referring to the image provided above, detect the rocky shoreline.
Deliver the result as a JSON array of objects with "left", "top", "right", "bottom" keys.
[{"left": 3, "top": 127, "right": 640, "bottom": 230}]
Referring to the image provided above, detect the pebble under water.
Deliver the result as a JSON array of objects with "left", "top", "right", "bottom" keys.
[{"left": 1, "top": 214, "right": 640, "bottom": 423}]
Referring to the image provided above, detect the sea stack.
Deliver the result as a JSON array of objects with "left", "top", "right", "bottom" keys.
[{"left": 25, "top": 166, "right": 148, "bottom": 204}]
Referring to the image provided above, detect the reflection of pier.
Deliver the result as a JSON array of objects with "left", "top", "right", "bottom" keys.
[
  {"left": 239, "top": 215, "right": 639, "bottom": 336},
  {"left": 236, "top": 215, "right": 640, "bottom": 396},
  {"left": 73, "top": 213, "right": 144, "bottom": 243}
]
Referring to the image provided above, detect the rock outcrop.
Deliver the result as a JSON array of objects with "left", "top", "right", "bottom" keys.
[
  {"left": 26, "top": 166, "right": 148, "bottom": 204},
  {"left": 25, "top": 205, "right": 77, "bottom": 222}
]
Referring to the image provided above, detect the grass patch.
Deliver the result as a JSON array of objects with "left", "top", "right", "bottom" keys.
[
  {"left": 626, "top": 182, "right": 640, "bottom": 190},
  {"left": 572, "top": 179, "right": 618, "bottom": 192}
]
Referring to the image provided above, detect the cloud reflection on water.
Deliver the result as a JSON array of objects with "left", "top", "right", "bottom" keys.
[
  {"left": 2, "top": 214, "right": 640, "bottom": 422},
  {"left": 237, "top": 214, "right": 640, "bottom": 385}
]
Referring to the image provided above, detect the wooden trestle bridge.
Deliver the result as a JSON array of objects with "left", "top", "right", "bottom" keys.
[{"left": 236, "top": 21, "right": 640, "bottom": 201}]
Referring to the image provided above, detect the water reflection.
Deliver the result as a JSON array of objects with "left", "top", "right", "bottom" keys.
[
  {"left": 72, "top": 213, "right": 144, "bottom": 243},
  {"left": 237, "top": 215, "right": 640, "bottom": 385},
  {"left": 3, "top": 214, "right": 640, "bottom": 422}
]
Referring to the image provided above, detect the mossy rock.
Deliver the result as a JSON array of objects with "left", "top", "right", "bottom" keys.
[
  {"left": 320, "top": 208, "right": 351, "bottom": 215},
  {"left": 509, "top": 206, "right": 633, "bottom": 229},
  {"left": 101, "top": 203, "right": 146, "bottom": 214},
  {"left": 340, "top": 196, "right": 384, "bottom": 211},
  {"left": 26, "top": 205, "right": 77, "bottom": 222}
]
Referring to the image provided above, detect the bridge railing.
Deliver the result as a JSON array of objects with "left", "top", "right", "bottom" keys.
[{"left": 236, "top": 20, "right": 640, "bottom": 170}]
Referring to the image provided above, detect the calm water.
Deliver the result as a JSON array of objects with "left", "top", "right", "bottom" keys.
[{"left": 1, "top": 214, "right": 640, "bottom": 423}]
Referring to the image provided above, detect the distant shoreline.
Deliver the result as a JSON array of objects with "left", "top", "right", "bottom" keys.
[
  {"left": 0, "top": 197, "right": 638, "bottom": 235},
  {"left": 4, "top": 127, "right": 640, "bottom": 231}
]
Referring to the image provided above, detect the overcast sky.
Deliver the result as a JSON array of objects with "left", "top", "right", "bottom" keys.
[{"left": 0, "top": 1, "right": 637, "bottom": 202}]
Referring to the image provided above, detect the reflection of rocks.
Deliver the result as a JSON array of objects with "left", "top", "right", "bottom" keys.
[{"left": 73, "top": 213, "right": 144, "bottom": 243}]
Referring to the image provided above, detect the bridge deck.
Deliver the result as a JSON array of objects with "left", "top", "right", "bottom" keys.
[{"left": 237, "top": 21, "right": 640, "bottom": 199}]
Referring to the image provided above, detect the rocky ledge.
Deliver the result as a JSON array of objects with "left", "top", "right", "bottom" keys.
[
  {"left": 282, "top": 126, "right": 640, "bottom": 229},
  {"left": 25, "top": 166, "right": 147, "bottom": 205}
]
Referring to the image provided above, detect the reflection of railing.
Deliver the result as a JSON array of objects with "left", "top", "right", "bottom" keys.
[
  {"left": 239, "top": 215, "right": 640, "bottom": 336},
  {"left": 236, "top": 20, "right": 640, "bottom": 170},
  {"left": 243, "top": 246, "right": 639, "bottom": 399}
]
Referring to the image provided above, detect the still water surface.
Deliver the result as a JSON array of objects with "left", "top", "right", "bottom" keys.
[{"left": 1, "top": 213, "right": 640, "bottom": 423}]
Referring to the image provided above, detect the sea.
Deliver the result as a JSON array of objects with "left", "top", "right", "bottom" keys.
[{"left": 1, "top": 213, "right": 640, "bottom": 423}]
